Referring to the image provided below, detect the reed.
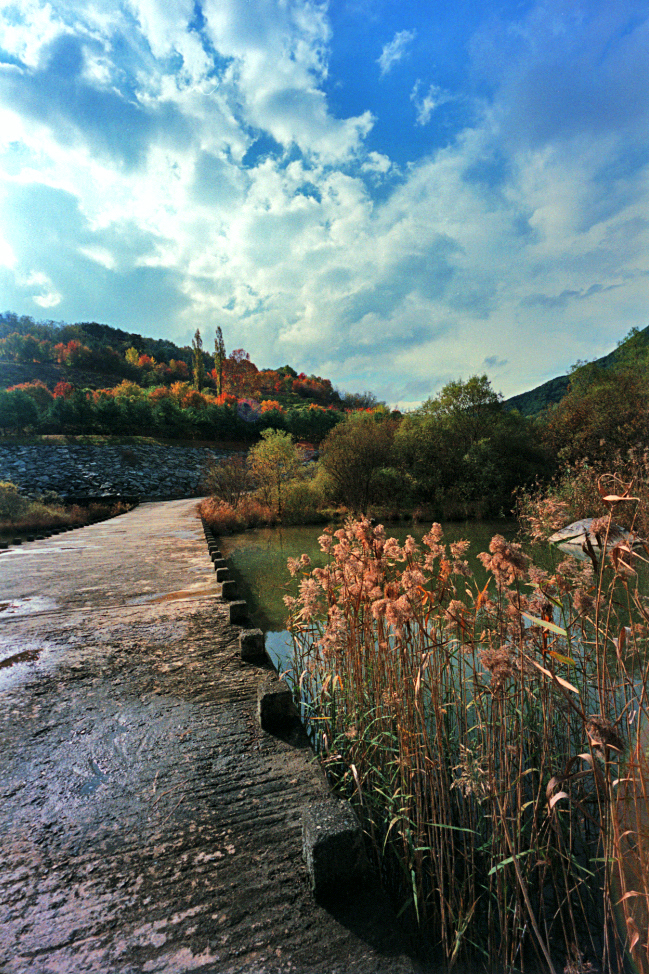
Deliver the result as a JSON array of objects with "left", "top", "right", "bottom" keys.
[{"left": 284, "top": 497, "right": 649, "bottom": 972}]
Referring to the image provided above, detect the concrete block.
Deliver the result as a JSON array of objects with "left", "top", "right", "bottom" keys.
[
  {"left": 239, "top": 628, "right": 265, "bottom": 663},
  {"left": 215, "top": 567, "right": 230, "bottom": 583},
  {"left": 302, "top": 800, "right": 369, "bottom": 897},
  {"left": 257, "top": 677, "right": 296, "bottom": 731},
  {"left": 228, "top": 600, "right": 247, "bottom": 625},
  {"left": 216, "top": 578, "right": 237, "bottom": 602},
  {"left": 212, "top": 557, "right": 227, "bottom": 569}
]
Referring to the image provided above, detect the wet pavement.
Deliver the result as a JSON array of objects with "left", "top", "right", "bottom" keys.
[{"left": 0, "top": 500, "right": 419, "bottom": 974}]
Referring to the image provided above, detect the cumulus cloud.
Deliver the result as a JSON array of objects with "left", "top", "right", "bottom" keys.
[
  {"left": 377, "top": 29, "right": 416, "bottom": 76},
  {"left": 0, "top": 1, "right": 647, "bottom": 404}
]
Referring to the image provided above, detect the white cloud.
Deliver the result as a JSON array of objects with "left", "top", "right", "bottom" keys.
[
  {"left": 18, "top": 270, "right": 62, "bottom": 307},
  {"left": 377, "top": 28, "right": 416, "bottom": 76},
  {"left": 79, "top": 246, "right": 116, "bottom": 270},
  {"left": 0, "top": 1, "right": 647, "bottom": 405},
  {"left": 361, "top": 151, "right": 393, "bottom": 175},
  {"left": 410, "top": 81, "right": 453, "bottom": 126}
]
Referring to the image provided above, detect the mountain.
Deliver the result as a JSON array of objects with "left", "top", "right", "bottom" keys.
[{"left": 503, "top": 324, "right": 649, "bottom": 417}]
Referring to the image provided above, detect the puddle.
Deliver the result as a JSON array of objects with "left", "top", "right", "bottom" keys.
[
  {"left": 4, "top": 544, "right": 100, "bottom": 555},
  {"left": 0, "top": 597, "right": 58, "bottom": 618},
  {"left": 167, "top": 530, "right": 199, "bottom": 540},
  {"left": 0, "top": 647, "right": 41, "bottom": 669},
  {"left": 0, "top": 639, "right": 53, "bottom": 688},
  {"left": 77, "top": 758, "right": 109, "bottom": 797},
  {"left": 129, "top": 586, "right": 216, "bottom": 605}
]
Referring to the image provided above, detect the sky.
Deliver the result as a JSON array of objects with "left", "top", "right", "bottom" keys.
[{"left": 0, "top": 0, "right": 647, "bottom": 408}]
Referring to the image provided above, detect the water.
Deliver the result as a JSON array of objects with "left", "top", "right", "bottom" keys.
[{"left": 219, "top": 519, "right": 519, "bottom": 670}]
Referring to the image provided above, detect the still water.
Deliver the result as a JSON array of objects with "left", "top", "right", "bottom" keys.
[{"left": 219, "top": 519, "right": 520, "bottom": 670}]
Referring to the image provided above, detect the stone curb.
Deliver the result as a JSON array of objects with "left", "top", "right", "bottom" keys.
[
  {"left": 219, "top": 578, "right": 238, "bottom": 601},
  {"left": 228, "top": 600, "right": 248, "bottom": 625},
  {"left": 257, "top": 675, "right": 296, "bottom": 731},
  {"left": 239, "top": 628, "right": 266, "bottom": 663},
  {"left": 0, "top": 501, "right": 140, "bottom": 550},
  {"left": 301, "top": 800, "right": 370, "bottom": 898}
]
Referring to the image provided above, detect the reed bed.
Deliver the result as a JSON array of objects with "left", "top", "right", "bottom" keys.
[{"left": 284, "top": 495, "right": 649, "bottom": 972}]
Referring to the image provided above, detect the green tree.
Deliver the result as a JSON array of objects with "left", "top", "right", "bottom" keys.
[
  {"left": 320, "top": 413, "right": 395, "bottom": 512},
  {"left": 192, "top": 328, "right": 205, "bottom": 392},
  {"left": 214, "top": 327, "right": 226, "bottom": 397},
  {"left": 0, "top": 389, "right": 39, "bottom": 432},
  {"left": 395, "top": 375, "right": 545, "bottom": 515},
  {"left": 417, "top": 374, "right": 502, "bottom": 453},
  {"left": 249, "top": 429, "right": 303, "bottom": 516}
]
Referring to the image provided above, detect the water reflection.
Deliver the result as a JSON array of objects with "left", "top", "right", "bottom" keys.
[{"left": 219, "top": 519, "right": 519, "bottom": 670}]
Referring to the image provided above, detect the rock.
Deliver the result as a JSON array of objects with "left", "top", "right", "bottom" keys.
[
  {"left": 228, "top": 600, "right": 248, "bottom": 625},
  {"left": 301, "top": 800, "right": 370, "bottom": 897},
  {"left": 549, "top": 518, "right": 640, "bottom": 558},
  {"left": 239, "top": 629, "right": 266, "bottom": 663}
]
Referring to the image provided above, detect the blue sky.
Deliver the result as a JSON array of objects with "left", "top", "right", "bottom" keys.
[{"left": 0, "top": 0, "right": 647, "bottom": 407}]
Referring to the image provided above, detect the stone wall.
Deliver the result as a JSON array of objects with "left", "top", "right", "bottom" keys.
[{"left": 0, "top": 443, "right": 232, "bottom": 499}]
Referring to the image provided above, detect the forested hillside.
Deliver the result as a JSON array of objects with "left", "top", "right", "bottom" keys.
[
  {"left": 504, "top": 323, "right": 649, "bottom": 416},
  {"left": 3, "top": 311, "right": 649, "bottom": 520},
  {"left": 0, "top": 311, "right": 379, "bottom": 444}
]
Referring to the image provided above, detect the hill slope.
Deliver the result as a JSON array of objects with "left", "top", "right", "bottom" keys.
[{"left": 503, "top": 324, "right": 649, "bottom": 416}]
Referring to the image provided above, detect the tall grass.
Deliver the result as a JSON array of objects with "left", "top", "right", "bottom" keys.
[
  {"left": 0, "top": 481, "right": 133, "bottom": 536},
  {"left": 284, "top": 503, "right": 649, "bottom": 972}
]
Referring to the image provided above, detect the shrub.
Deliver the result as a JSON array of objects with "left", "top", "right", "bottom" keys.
[
  {"left": 198, "top": 496, "right": 275, "bottom": 534},
  {"left": 201, "top": 454, "right": 251, "bottom": 506},
  {"left": 0, "top": 481, "right": 29, "bottom": 519}
]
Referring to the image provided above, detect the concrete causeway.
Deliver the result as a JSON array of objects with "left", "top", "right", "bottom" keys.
[{"left": 0, "top": 499, "right": 418, "bottom": 974}]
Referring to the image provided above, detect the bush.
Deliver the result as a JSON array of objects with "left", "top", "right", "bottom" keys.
[
  {"left": 0, "top": 389, "right": 39, "bottom": 432},
  {"left": 201, "top": 454, "right": 251, "bottom": 505},
  {"left": 279, "top": 479, "right": 328, "bottom": 524},
  {"left": 0, "top": 481, "right": 29, "bottom": 519},
  {"left": 198, "top": 495, "right": 276, "bottom": 534}
]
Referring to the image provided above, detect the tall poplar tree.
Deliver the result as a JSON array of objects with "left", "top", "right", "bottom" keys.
[
  {"left": 192, "top": 328, "right": 205, "bottom": 392},
  {"left": 214, "top": 327, "right": 226, "bottom": 397}
]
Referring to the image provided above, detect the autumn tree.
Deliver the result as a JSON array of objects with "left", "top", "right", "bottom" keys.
[
  {"left": 224, "top": 349, "right": 258, "bottom": 397},
  {"left": 192, "top": 328, "right": 205, "bottom": 392}
]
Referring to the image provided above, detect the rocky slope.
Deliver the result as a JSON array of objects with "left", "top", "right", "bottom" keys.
[{"left": 0, "top": 442, "right": 231, "bottom": 499}]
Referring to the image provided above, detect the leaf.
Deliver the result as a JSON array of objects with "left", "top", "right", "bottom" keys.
[
  {"left": 529, "top": 658, "right": 579, "bottom": 694},
  {"left": 549, "top": 791, "right": 569, "bottom": 809},
  {"left": 350, "top": 763, "right": 363, "bottom": 805},
  {"left": 475, "top": 579, "right": 490, "bottom": 612},
  {"left": 602, "top": 494, "right": 639, "bottom": 504},
  {"left": 618, "top": 891, "right": 644, "bottom": 903},
  {"left": 626, "top": 916, "right": 641, "bottom": 953},
  {"left": 548, "top": 650, "right": 576, "bottom": 667},
  {"left": 522, "top": 612, "right": 567, "bottom": 637},
  {"left": 488, "top": 849, "right": 533, "bottom": 876}
]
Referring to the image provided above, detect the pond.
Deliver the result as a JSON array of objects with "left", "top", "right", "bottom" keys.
[{"left": 219, "top": 518, "right": 521, "bottom": 671}]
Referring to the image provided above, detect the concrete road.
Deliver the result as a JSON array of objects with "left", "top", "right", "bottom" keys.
[{"left": 0, "top": 500, "right": 418, "bottom": 974}]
